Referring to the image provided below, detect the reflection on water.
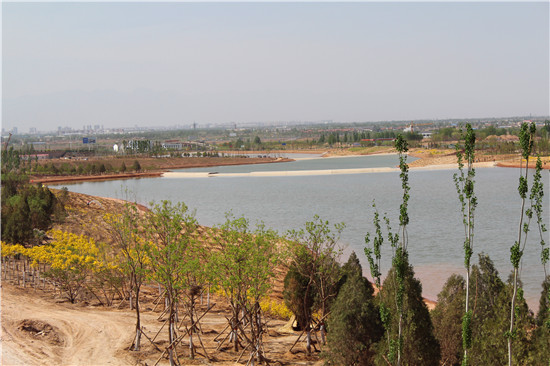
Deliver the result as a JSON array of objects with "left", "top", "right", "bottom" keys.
[{"left": 54, "top": 155, "right": 549, "bottom": 310}]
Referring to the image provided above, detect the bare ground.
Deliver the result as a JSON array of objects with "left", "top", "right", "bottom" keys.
[{"left": 1, "top": 282, "right": 324, "bottom": 366}]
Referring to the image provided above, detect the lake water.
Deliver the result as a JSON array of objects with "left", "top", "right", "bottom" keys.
[{"left": 54, "top": 154, "right": 550, "bottom": 311}]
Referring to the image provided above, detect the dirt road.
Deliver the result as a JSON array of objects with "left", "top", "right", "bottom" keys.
[
  {"left": 1, "top": 283, "right": 323, "bottom": 366},
  {"left": 1, "top": 284, "right": 142, "bottom": 365}
]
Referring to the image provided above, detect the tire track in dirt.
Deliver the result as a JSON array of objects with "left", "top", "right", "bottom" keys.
[{"left": 2, "top": 285, "right": 137, "bottom": 365}]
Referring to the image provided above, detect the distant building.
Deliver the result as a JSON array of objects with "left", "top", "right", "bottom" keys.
[
  {"left": 162, "top": 141, "right": 183, "bottom": 150},
  {"left": 20, "top": 154, "right": 49, "bottom": 160}
]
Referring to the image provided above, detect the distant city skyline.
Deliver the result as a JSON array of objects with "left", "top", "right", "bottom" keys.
[{"left": 3, "top": 2, "right": 549, "bottom": 133}]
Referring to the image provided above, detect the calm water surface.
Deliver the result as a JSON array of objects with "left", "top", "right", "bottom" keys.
[{"left": 55, "top": 155, "right": 549, "bottom": 310}]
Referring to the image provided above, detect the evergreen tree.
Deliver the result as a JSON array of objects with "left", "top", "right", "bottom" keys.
[
  {"left": 283, "top": 258, "right": 316, "bottom": 332},
  {"left": 287, "top": 215, "right": 344, "bottom": 353},
  {"left": 132, "top": 160, "right": 141, "bottom": 172},
  {"left": 530, "top": 276, "right": 550, "bottom": 365},
  {"left": 536, "top": 276, "right": 550, "bottom": 327},
  {"left": 1, "top": 182, "right": 64, "bottom": 244},
  {"left": 431, "top": 274, "right": 466, "bottom": 366},
  {"left": 463, "top": 254, "right": 534, "bottom": 365},
  {"left": 467, "top": 254, "right": 507, "bottom": 365},
  {"left": 1, "top": 194, "right": 32, "bottom": 243},
  {"left": 340, "top": 251, "right": 363, "bottom": 283},
  {"left": 328, "top": 133, "right": 336, "bottom": 146},
  {"left": 324, "top": 253, "right": 383, "bottom": 365},
  {"left": 375, "top": 255, "right": 441, "bottom": 366}
]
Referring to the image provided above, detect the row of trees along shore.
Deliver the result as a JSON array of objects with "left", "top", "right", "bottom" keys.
[{"left": 1, "top": 122, "right": 550, "bottom": 365}]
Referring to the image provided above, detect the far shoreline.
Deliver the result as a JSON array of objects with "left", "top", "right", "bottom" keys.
[{"left": 36, "top": 149, "right": 550, "bottom": 186}]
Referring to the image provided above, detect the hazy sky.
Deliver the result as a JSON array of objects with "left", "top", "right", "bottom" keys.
[{"left": 2, "top": 1, "right": 549, "bottom": 132}]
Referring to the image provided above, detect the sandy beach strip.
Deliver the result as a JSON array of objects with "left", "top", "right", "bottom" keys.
[{"left": 162, "top": 161, "right": 497, "bottom": 179}]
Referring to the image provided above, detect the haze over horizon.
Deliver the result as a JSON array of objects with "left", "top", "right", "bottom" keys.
[{"left": 2, "top": 2, "right": 549, "bottom": 133}]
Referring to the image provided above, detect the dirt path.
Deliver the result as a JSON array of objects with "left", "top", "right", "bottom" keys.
[
  {"left": 1, "top": 284, "right": 139, "bottom": 365},
  {"left": 1, "top": 283, "right": 322, "bottom": 366}
]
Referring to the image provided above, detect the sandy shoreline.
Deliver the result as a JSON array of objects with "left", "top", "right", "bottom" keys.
[{"left": 163, "top": 161, "right": 498, "bottom": 179}]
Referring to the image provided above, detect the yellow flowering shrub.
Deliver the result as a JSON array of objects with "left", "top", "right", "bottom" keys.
[
  {"left": 26, "top": 230, "right": 103, "bottom": 271},
  {"left": 21, "top": 230, "right": 118, "bottom": 302},
  {"left": 1, "top": 242, "right": 27, "bottom": 258},
  {"left": 260, "top": 297, "right": 292, "bottom": 320}
]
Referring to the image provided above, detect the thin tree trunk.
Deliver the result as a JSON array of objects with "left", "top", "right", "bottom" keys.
[
  {"left": 508, "top": 268, "right": 519, "bottom": 366},
  {"left": 133, "top": 326, "right": 141, "bottom": 352},
  {"left": 189, "top": 295, "right": 195, "bottom": 359},
  {"left": 397, "top": 312, "right": 403, "bottom": 366},
  {"left": 132, "top": 285, "right": 141, "bottom": 351},
  {"left": 234, "top": 305, "right": 240, "bottom": 352},
  {"left": 168, "top": 299, "right": 176, "bottom": 366},
  {"left": 509, "top": 160, "right": 529, "bottom": 366},
  {"left": 464, "top": 267, "right": 470, "bottom": 363},
  {"left": 464, "top": 184, "right": 472, "bottom": 364},
  {"left": 306, "top": 329, "right": 312, "bottom": 355}
]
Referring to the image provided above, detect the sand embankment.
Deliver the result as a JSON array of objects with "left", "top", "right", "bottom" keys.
[{"left": 162, "top": 161, "right": 498, "bottom": 179}]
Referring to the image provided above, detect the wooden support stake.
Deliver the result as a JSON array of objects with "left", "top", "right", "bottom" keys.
[
  {"left": 153, "top": 328, "right": 192, "bottom": 366},
  {"left": 289, "top": 329, "right": 305, "bottom": 353},
  {"left": 157, "top": 307, "right": 169, "bottom": 321},
  {"left": 152, "top": 319, "right": 168, "bottom": 343},
  {"left": 139, "top": 328, "right": 162, "bottom": 352},
  {"left": 236, "top": 342, "right": 251, "bottom": 363},
  {"left": 213, "top": 322, "right": 231, "bottom": 342},
  {"left": 195, "top": 330, "right": 210, "bottom": 360},
  {"left": 216, "top": 329, "right": 233, "bottom": 351},
  {"left": 151, "top": 290, "right": 167, "bottom": 312}
]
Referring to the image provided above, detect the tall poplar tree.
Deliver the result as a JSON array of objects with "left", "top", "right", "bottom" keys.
[
  {"left": 453, "top": 123, "right": 477, "bottom": 365},
  {"left": 508, "top": 122, "right": 536, "bottom": 365},
  {"left": 365, "top": 135, "right": 440, "bottom": 366}
]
